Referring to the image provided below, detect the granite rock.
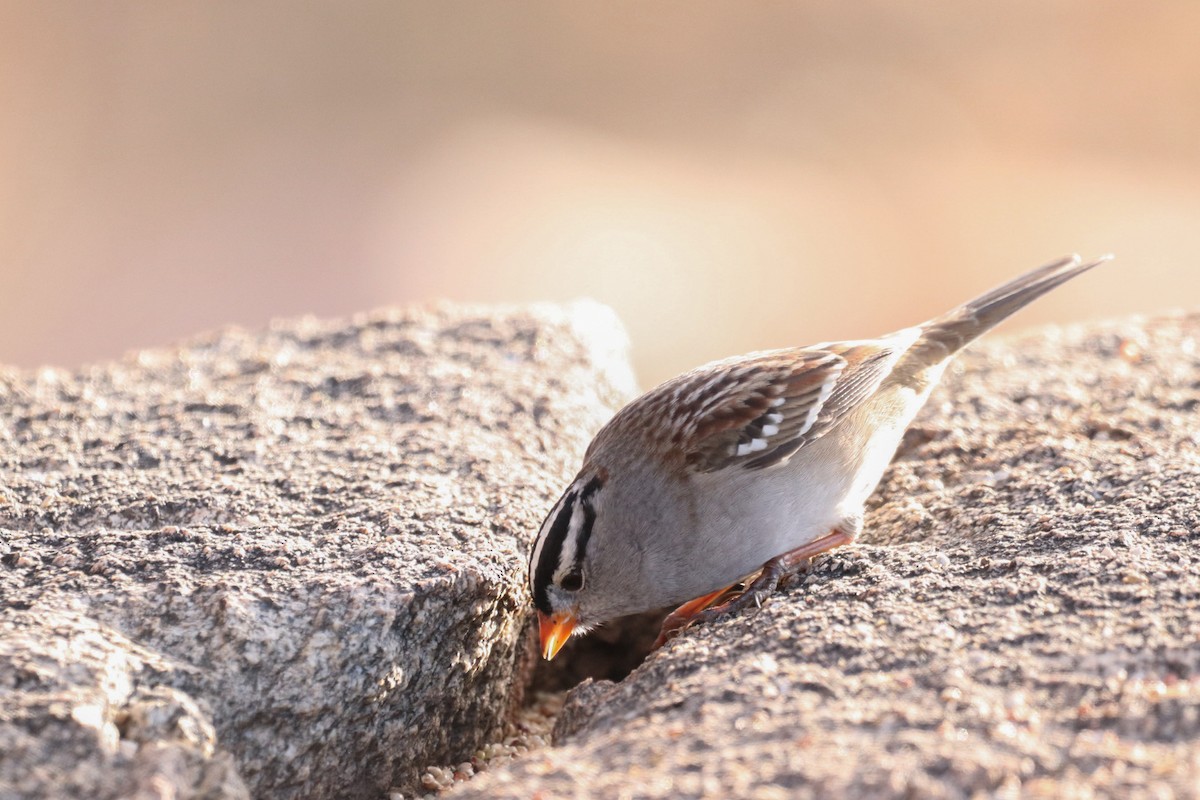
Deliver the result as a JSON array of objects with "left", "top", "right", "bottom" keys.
[
  {"left": 0, "top": 302, "right": 636, "bottom": 799},
  {"left": 452, "top": 313, "right": 1200, "bottom": 799},
  {"left": 0, "top": 607, "right": 248, "bottom": 800}
]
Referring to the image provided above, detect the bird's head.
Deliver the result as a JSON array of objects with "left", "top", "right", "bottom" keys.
[{"left": 527, "top": 460, "right": 687, "bottom": 659}]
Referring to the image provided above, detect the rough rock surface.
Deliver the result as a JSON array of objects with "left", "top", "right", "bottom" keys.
[
  {"left": 0, "top": 607, "right": 249, "bottom": 799},
  {"left": 453, "top": 313, "right": 1200, "bottom": 799},
  {"left": 0, "top": 303, "right": 636, "bottom": 799}
]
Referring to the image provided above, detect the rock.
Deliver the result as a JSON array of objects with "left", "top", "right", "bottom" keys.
[
  {"left": 0, "top": 607, "right": 248, "bottom": 800},
  {"left": 451, "top": 313, "right": 1200, "bottom": 799},
  {"left": 0, "top": 302, "right": 637, "bottom": 799}
]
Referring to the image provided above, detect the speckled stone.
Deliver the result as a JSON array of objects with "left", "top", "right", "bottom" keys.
[
  {"left": 0, "top": 302, "right": 636, "bottom": 799},
  {"left": 453, "top": 313, "right": 1200, "bottom": 799}
]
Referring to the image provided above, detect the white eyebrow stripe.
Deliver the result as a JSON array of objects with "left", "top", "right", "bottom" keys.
[
  {"left": 529, "top": 490, "right": 573, "bottom": 591},
  {"left": 552, "top": 500, "right": 588, "bottom": 584}
]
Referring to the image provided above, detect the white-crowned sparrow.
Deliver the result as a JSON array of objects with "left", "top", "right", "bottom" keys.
[{"left": 529, "top": 254, "right": 1110, "bottom": 660}]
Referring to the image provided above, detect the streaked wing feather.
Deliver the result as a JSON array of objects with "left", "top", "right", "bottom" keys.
[
  {"left": 685, "top": 339, "right": 902, "bottom": 473},
  {"left": 678, "top": 351, "right": 843, "bottom": 472}
]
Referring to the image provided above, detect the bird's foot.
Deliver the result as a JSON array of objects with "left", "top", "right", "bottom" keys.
[{"left": 652, "top": 583, "right": 742, "bottom": 650}]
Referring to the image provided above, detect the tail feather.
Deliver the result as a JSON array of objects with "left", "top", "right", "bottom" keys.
[{"left": 910, "top": 253, "right": 1111, "bottom": 361}]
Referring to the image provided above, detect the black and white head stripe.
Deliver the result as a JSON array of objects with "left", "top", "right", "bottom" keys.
[{"left": 529, "top": 475, "right": 604, "bottom": 614}]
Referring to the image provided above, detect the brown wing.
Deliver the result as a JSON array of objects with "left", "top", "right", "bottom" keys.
[
  {"left": 584, "top": 332, "right": 914, "bottom": 474},
  {"left": 681, "top": 339, "right": 906, "bottom": 473}
]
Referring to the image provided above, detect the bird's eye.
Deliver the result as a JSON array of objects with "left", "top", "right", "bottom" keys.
[{"left": 560, "top": 571, "right": 583, "bottom": 592}]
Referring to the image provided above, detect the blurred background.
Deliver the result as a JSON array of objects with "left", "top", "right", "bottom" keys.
[{"left": 1, "top": 2, "right": 1196, "bottom": 385}]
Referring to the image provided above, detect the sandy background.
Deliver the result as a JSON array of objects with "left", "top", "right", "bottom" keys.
[{"left": 2, "top": 2, "right": 1196, "bottom": 385}]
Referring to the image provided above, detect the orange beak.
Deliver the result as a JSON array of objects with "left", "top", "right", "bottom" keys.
[{"left": 538, "top": 610, "right": 578, "bottom": 660}]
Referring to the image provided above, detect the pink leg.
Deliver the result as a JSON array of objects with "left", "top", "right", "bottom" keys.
[{"left": 652, "top": 583, "right": 742, "bottom": 650}]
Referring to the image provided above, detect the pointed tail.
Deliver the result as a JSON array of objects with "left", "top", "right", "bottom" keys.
[{"left": 910, "top": 253, "right": 1111, "bottom": 361}]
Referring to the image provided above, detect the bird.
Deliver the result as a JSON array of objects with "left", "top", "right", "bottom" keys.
[{"left": 528, "top": 254, "right": 1110, "bottom": 660}]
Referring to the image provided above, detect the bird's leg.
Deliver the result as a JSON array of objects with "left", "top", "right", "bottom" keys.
[
  {"left": 695, "top": 521, "right": 860, "bottom": 625},
  {"left": 654, "top": 516, "right": 861, "bottom": 648},
  {"left": 652, "top": 583, "right": 743, "bottom": 650}
]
